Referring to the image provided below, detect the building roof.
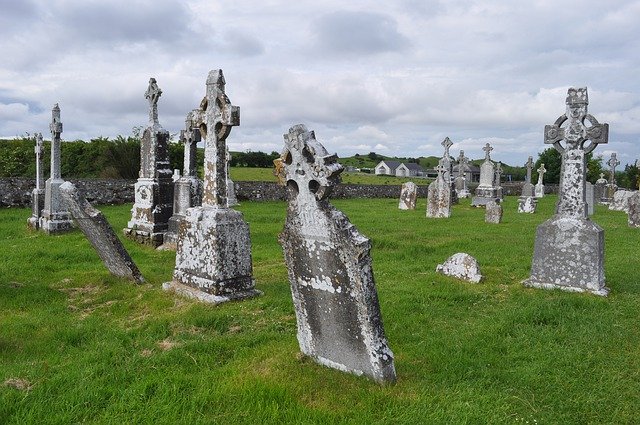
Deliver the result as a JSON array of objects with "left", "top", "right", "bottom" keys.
[
  {"left": 452, "top": 163, "right": 480, "bottom": 173},
  {"left": 377, "top": 160, "right": 401, "bottom": 170},
  {"left": 401, "top": 162, "right": 424, "bottom": 171}
]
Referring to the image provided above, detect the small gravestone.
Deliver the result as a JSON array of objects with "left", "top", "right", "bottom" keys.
[
  {"left": 594, "top": 173, "right": 608, "bottom": 204},
  {"left": 124, "top": 78, "right": 174, "bottom": 247},
  {"left": 524, "top": 87, "right": 609, "bottom": 296},
  {"left": 604, "top": 152, "right": 620, "bottom": 203},
  {"left": 277, "top": 124, "right": 396, "bottom": 383},
  {"left": 517, "top": 196, "right": 536, "bottom": 213},
  {"left": 609, "top": 190, "right": 635, "bottom": 213},
  {"left": 454, "top": 150, "right": 471, "bottom": 198},
  {"left": 226, "top": 147, "right": 239, "bottom": 207},
  {"left": 534, "top": 163, "right": 546, "bottom": 198},
  {"left": 472, "top": 143, "right": 500, "bottom": 206},
  {"left": 485, "top": 200, "right": 502, "bottom": 223},
  {"left": 27, "top": 133, "right": 45, "bottom": 230},
  {"left": 494, "top": 161, "right": 504, "bottom": 201},
  {"left": 627, "top": 192, "right": 640, "bottom": 227},
  {"left": 426, "top": 160, "right": 451, "bottom": 218},
  {"left": 164, "top": 70, "right": 260, "bottom": 305},
  {"left": 59, "top": 182, "right": 144, "bottom": 283},
  {"left": 398, "top": 181, "right": 418, "bottom": 210},
  {"left": 585, "top": 182, "right": 595, "bottom": 215},
  {"left": 40, "top": 104, "right": 74, "bottom": 234},
  {"left": 521, "top": 156, "right": 535, "bottom": 197},
  {"left": 436, "top": 253, "right": 483, "bottom": 283}
]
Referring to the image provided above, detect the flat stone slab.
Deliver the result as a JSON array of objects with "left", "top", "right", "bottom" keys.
[{"left": 436, "top": 253, "right": 483, "bottom": 283}]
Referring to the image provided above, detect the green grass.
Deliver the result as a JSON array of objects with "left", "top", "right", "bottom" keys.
[{"left": 1, "top": 197, "right": 640, "bottom": 424}]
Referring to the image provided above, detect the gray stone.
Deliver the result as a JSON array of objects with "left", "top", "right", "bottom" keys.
[
  {"left": 534, "top": 163, "right": 546, "bottom": 198},
  {"left": 59, "top": 181, "right": 144, "bottom": 283},
  {"left": 277, "top": 124, "right": 396, "bottom": 384},
  {"left": 521, "top": 156, "right": 535, "bottom": 197},
  {"left": 594, "top": 173, "right": 608, "bottom": 204},
  {"left": 27, "top": 133, "right": 45, "bottom": 230},
  {"left": 426, "top": 160, "right": 451, "bottom": 218},
  {"left": 627, "top": 192, "right": 640, "bottom": 227},
  {"left": 585, "top": 182, "right": 595, "bottom": 215},
  {"left": 436, "top": 253, "right": 483, "bottom": 283},
  {"left": 517, "top": 196, "right": 537, "bottom": 213},
  {"left": 454, "top": 150, "right": 471, "bottom": 198},
  {"left": 609, "top": 189, "right": 635, "bottom": 212},
  {"left": 124, "top": 78, "right": 174, "bottom": 247},
  {"left": 440, "top": 137, "right": 458, "bottom": 204},
  {"left": 164, "top": 69, "right": 260, "bottom": 305},
  {"left": 485, "top": 200, "right": 502, "bottom": 223},
  {"left": 398, "top": 181, "right": 417, "bottom": 210},
  {"left": 226, "top": 147, "right": 238, "bottom": 207},
  {"left": 494, "top": 162, "right": 504, "bottom": 200},
  {"left": 40, "top": 104, "right": 74, "bottom": 234},
  {"left": 471, "top": 143, "right": 500, "bottom": 206},
  {"left": 524, "top": 87, "right": 609, "bottom": 296}
]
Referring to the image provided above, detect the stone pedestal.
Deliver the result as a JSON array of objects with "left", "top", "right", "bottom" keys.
[{"left": 40, "top": 178, "right": 74, "bottom": 233}]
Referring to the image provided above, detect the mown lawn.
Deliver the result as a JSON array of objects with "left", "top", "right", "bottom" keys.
[{"left": 1, "top": 196, "right": 639, "bottom": 424}]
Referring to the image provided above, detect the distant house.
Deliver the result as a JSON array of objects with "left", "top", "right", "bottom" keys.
[
  {"left": 374, "top": 160, "right": 401, "bottom": 176},
  {"left": 395, "top": 162, "right": 424, "bottom": 177}
]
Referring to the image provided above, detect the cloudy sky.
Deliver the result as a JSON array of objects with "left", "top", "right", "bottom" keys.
[{"left": 1, "top": 0, "right": 639, "bottom": 166}]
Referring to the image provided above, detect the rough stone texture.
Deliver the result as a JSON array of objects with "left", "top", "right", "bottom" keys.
[
  {"left": 226, "top": 147, "right": 239, "bottom": 207},
  {"left": 585, "top": 182, "right": 595, "bottom": 216},
  {"left": 59, "top": 182, "right": 144, "bottom": 283},
  {"left": 524, "top": 87, "right": 609, "bottom": 296},
  {"left": 436, "top": 253, "right": 483, "bottom": 283},
  {"left": 426, "top": 161, "right": 451, "bottom": 218},
  {"left": 398, "top": 182, "right": 417, "bottom": 210},
  {"left": 27, "top": 133, "right": 45, "bottom": 230},
  {"left": 517, "top": 196, "right": 537, "bottom": 213},
  {"left": 485, "top": 200, "right": 502, "bottom": 223},
  {"left": 124, "top": 78, "right": 174, "bottom": 247},
  {"left": 594, "top": 173, "right": 608, "bottom": 204},
  {"left": 165, "top": 69, "right": 259, "bottom": 305},
  {"left": 494, "top": 162, "right": 504, "bottom": 201},
  {"left": 627, "top": 192, "right": 640, "bottom": 227},
  {"left": 604, "top": 152, "right": 620, "bottom": 204},
  {"left": 40, "top": 104, "right": 74, "bottom": 234},
  {"left": 521, "top": 156, "right": 535, "bottom": 197},
  {"left": 454, "top": 150, "right": 471, "bottom": 198},
  {"left": 609, "top": 190, "right": 635, "bottom": 213},
  {"left": 471, "top": 143, "right": 500, "bottom": 206},
  {"left": 440, "top": 137, "right": 458, "bottom": 204},
  {"left": 535, "top": 164, "right": 546, "bottom": 198},
  {"left": 277, "top": 124, "right": 396, "bottom": 384}
]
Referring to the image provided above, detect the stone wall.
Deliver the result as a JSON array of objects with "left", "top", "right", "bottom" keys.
[{"left": 1, "top": 177, "right": 559, "bottom": 208}]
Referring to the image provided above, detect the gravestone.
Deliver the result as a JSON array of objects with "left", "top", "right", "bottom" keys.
[
  {"left": 226, "top": 147, "right": 239, "bottom": 207},
  {"left": 398, "top": 181, "right": 418, "bottom": 210},
  {"left": 494, "top": 162, "right": 504, "bottom": 200},
  {"left": 27, "top": 133, "right": 45, "bottom": 230},
  {"left": 524, "top": 87, "right": 609, "bottom": 296},
  {"left": 59, "top": 182, "right": 144, "bottom": 283},
  {"left": 604, "top": 152, "right": 619, "bottom": 203},
  {"left": 436, "top": 253, "right": 483, "bottom": 283},
  {"left": 585, "top": 182, "right": 595, "bottom": 215},
  {"left": 440, "top": 137, "right": 458, "bottom": 204},
  {"left": 124, "top": 78, "right": 174, "bottom": 247},
  {"left": 471, "top": 143, "right": 500, "bottom": 206},
  {"left": 517, "top": 196, "right": 536, "bottom": 213},
  {"left": 426, "top": 161, "right": 451, "bottom": 218},
  {"left": 594, "top": 173, "right": 608, "bottom": 204},
  {"left": 485, "top": 200, "right": 502, "bottom": 223},
  {"left": 609, "top": 189, "right": 635, "bottom": 213},
  {"left": 277, "top": 124, "right": 396, "bottom": 383},
  {"left": 627, "top": 192, "right": 640, "bottom": 227},
  {"left": 40, "top": 104, "right": 74, "bottom": 234},
  {"left": 534, "top": 163, "right": 546, "bottom": 198},
  {"left": 517, "top": 156, "right": 536, "bottom": 213},
  {"left": 164, "top": 70, "right": 260, "bottom": 305},
  {"left": 454, "top": 150, "right": 471, "bottom": 198},
  {"left": 164, "top": 111, "right": 204, "bottom": 249},
  {"left": 172, "top": 169, "right": 181, "bottom": 182}
]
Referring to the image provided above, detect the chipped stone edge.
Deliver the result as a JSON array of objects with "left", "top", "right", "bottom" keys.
[
  {"left": 522, "top": 279, "right": 610, "bottom": 297},
  {"left": 162, "top": 281, "right": 262, "bottom": 305}
]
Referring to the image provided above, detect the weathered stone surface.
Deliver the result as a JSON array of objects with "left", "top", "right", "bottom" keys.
[
  {"left": 521, "top": 156, "right": 535, "bottom": 197},
  {"left": 440, "top": 137, "right": 458, "bottom": 204},
  {"left": 277, "top": 124, "right": 396, "bottom": 384},
  {"left": 426, "top": 161, "right": 451, "bottom": 218},
  {"left": 585, "top": 182, "right": 595, "bottom": 216},
  {"left": 594, "top": 173, "right": 608, "bottom": 204},
  {"left": 27, "top": 133, "right": 45, "bottom": 230},
  {"left": 517, "top": 196, "right": 537, "bottom": 213},
  {"left": 165, "top": 69, "right": 259, "bottom": 305},
  {"left": 485, "top": 200, "right": 502, "bottom": 223},
  {"left": 524, "top": 87, "right": 609, "bottom": 296},
  {"left": 454, "top": 150, "right": 471, "bottom": 198},
  {"left": 226, "top": 147, "right": 239, "bottom": 207},
  {"left": 627, "top": 192, "right": 640, "bottom": 227},
  {"left": 534, "top": 163, "right": 546, "bottom": 198},
  {"left": 436, "top": 253, "right": 483, "bottom": 283},
  {"left": 398, "top": 181, "right": 417, "bottom": 210},
  {"left": 60, "top": 181, "right": 144, "bottom": 283},
  {"left": 471, "top": 143, "right": 500, "bottom": 206},
  {"left": 609, "top": 189, "right": 635, "bottom": 212}
]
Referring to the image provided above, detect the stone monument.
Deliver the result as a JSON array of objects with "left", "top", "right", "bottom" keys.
[
  {"left": 454, "top": 150, "right": 471, "bottom": 198},
  {"left": 40, "top": 104, "right": 73, "bottom": 234},
  {"left": 226, "top": 147, "right": 239, "bottom": 207},
  {"left": 627, "top": 192, "right": 640, "bottom": 227},
  {"left": 124, "top": 78, "right": 174, "bottom": 247},
  {"left": 27, "top": 133, "right": 45, "bottom": 230},
  {"left": 585, "top": 182, "right": 595, "bottom": 215},
  {"left": 594, "top": 173, "right": 608, "bottom": 204},
  {"left": 524, "top": 87, "right": 609, "bottom": 296},
  {"left": 426, "top": 160, "right": 452, "bottom": 218},
  {"left": 164, "top": 69, "right": 260, "bottom": 305},
  {"left": 604, "top": 152, "right": 620, "bottom": 203},
  {"left": 485, "top": 200, "right": 502, "bottom": 223},
  {"left": 534, "top": 163, "right": 546, "bottom": 198},
  {"left": 398, "top": 181, "right": 418, "bottom": 210},
  {"left": 494, "top": 161, "right": 504, "bottom": 200},
  {"left": 277, "top": 124, "right": 396, "bottom": 383},
  {"left": 517, "top": 156, "right": 536, "bottom": 213},
  {"left": 440, "top": 137, "right": 458, "bottom": 204},
  {"left": 471, "top": 143, "right": 500, "bottom": 206}
]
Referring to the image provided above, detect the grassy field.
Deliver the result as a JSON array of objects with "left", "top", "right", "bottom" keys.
[{"left": 1, "top": 196, "right": 639, "bottom": 424}]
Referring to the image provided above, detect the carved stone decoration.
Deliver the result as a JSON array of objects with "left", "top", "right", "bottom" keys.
[
  {"left": 27, "top": 133, "right": 45, "bottom": 229},
  {"left": 524, "top": 87, "right": 609, "bottom": 296},
  {"left": 164, "top": 70, "right": 260, "bottom": 305},
  {"left": 277, "top": 124, "right": 396, "bottom": 383},
  {"left": 40, "top": 104, "right": 74, "bottom": 234},
  {"left": 426, "top": 160, "right": 451, "bottom": 218},
  {"left": 60, "top": 182, "right": 144, "bottom": 283},
  {"left": 604, "top": 152, "right": 620, "bottom": 203},
  {"left": 398, "top": 181, "right": 418, "bottom": 210},
  {"left": 454, "top": 150, "right": 471, "bottom": 198},
  {"left": 471, "top": 143, "right": 500, "bottom": 206},
  {"left": 595, "top": 173, "right": 608, "bottom": 204},
  {"left": 124, "top": 78, "right": 174, "bottom": 247},
  {"left": 534, "top": 163, "right": 546, "bottom": 198}
]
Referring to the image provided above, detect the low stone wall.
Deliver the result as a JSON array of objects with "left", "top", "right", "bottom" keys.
[{"left": 1, "top": 178, "right": 559, "bottom": 208}]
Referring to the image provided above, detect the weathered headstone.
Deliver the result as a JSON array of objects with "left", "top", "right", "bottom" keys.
[
  {"left": 59, "top": 182, "right": 144, "bottom": 283},
  {"left": 485, "top": 200, "right": 502, "bottom": 223},
  {"left": 124, "top": 78, "right": 174, "bottom": 247},
  {"left": 440, "top": 137, "right": 458, "bottom": 204},
  {"left": 454, "top": 150, "right": 471, "bottom": 198},
  {"left": 398, "top": 181, "right": 418, "bottom": 210},
  {"left": 627, "top": 192, "right": 640, "bottom": 227},
  {"left": 471, "top": 143, "right": 500, "bottom": 206},
  {"left": 226, "top": 147, "right": 239, "bottom": 207},
  {"left": 494, "top": 161, "right": 504, "bottom": 200},
  {"left": 40, "top": 104, "right": 73, "bottom": 234},
  {"left": 277, "top": 123, "right": 396, "bottom": 383},
  {"left": 585, "top": 182, "right": 595, "bottom": 215},
  {"left": 517, "top": 196, "right": 536, "bottom": 213},
  {"left": 426, "top": 160, "right": 451, "bottom": 218},
  {"left": 521, "top": 156, "right": 535, "bottom": 197},
  {"left": 27, "top": 133, "right": 45, "bottom": 230},
  {"left": 534, "top": 163, "right": 546, "bottom": 198},
  {"left": 604, "top": 152, "right": 620, "bottom": 203},
  {"left": 609, "top": 189, "right": 635, "bottom": 213},
  {"left": 164, "top": 70, "right": 260, "bottom": 305},
  {"left": 594, "top": 173, "right": 608, "bottom": 204},
  {"left": 524, "top": 87, "right": 609, "bottom": 296},
  {"left": 436, "top": 253, "right": 483, "bottom": 283}
]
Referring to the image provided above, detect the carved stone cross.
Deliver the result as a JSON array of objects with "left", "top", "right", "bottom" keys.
[
  {"left": 35, "top": 133, "right": 44, "bottom": 190},
  {"left": 483, "top": 143, "right": 493, "bottom": 161},
  {"left": 49, "top": 104, "right": 63, "bottom": 180},
  {"left": 180, "top": 110, "right": 201, "bottom": 178},
  {"left": 607, "top": 152, "right": 620, "bottom": 185},
  {"left": 537, "top": 163, "right": 546, "bottom": 186},
  {"left": 441, "top": 137, "right": 453, "bottom": 158},
  {"left": 525, "top": 156, "right": 533, "bottom": 184},
  {"left": 145, "top": 78, "right": 162, "bottom": 125}
]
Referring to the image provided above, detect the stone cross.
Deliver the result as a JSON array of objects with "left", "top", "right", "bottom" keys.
[
  {"left": 49, "top": 103, "right": 63, "bottom": 180},
  {"left": 537, "top": 164, "right": 547, "bottom": 186},
  {"left": 34, "top": 133, "right": 44, "bottom": 190},
  {"left": 544, "top": 87, "right": 608, "bottom": 217},
  {"left": 457, "top": 150, "right": 470, "bottom": 174},
  {"left": 145, "top": 78, "right": 162, "bottom": 126},
  {"left": 494, "top": 161, "right": 503, "bottom": 186},
  {"left": 442, "top": 137, "right": 453, "bottom": 158},
  {"left": 441, "top": 137, "right": 453, "bottom": 181},
  {"left": 525, "top": 156, "right": 533, "bottom": 184},
  {"left": 607, "top": 152, "right": 620, "bottom": 186},
  {"left": 483, "top": 143, "right": 493, "bottom": 162},
  {"left": 180, "top": 110, "right": 200, "bottom": 178}
]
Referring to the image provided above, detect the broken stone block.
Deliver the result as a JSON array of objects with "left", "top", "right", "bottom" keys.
[
  {"left": 517, "top": 196, "right": 537, "bottom": 213},
  {"left": 485, "top": 200, "right": 502, "bottom": 223},
  {"left": 398, "top": 182, "right": 417, "bottom": 210},
  {"left": 436, "top": 253, "right": 483, "bottom": 283},
  {"left": 277, "top": 124, "right": 396, "bottom": 384},
  {"left": 609, "top": 189, "right": 635, "bottom": 213},
  {"left": 59, "top": 182, "right": 144, "bottom": 283}
]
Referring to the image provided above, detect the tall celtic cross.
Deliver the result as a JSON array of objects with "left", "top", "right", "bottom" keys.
[
  {"left": 180, "top": 110, "right": 201, "bottom": 178},
  {"left": 525, "top": 156, "right": 533, "bottom": 184},
  {"left": 435, "top": 159, "right": 447, "bottom": 178},
  {"left": 457, "top": 150, "right": 471, "bottom": 177},
  {"left": 441, "top": 137, "right": 453, "bottom": 158},
  {"left": 544, "top": 87, "right": 608, "bottom": 217},
  {"left": 145, "top": 78, "right": 162, "bottom": 126},
  {"left": 441, "top": 137, "right": 454, "bottom": 181},
  {"left": 607, "top": 152, "right": 620, "bottom": 186},
  {"left": 483, "top": 143, "right": 493, "bottom": 162},
  {"left": 537, "top": 163, "right": 546, "bottom": 186},
  {"left": 35, "top": 133, "right": 44, "bottom": 190},
  {"left": 494, "top": 161, "right": 503, "bottom": 186},
  {"left": 49, "top": 104, "right": 63, "bottom": 180}
]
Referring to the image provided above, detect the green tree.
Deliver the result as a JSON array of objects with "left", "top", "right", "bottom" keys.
[{"left": 534, "top": 148, "right": 561, "bottom": 184}]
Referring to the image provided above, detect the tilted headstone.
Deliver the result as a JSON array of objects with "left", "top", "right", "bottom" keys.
[
  {"left": 627, "top": 192, "right": 640, "bottom": 227},
  {"left": 164, "top": 70, "right": 260, "bottom": 305},
  {"left": 59, "top": 182, "right": 144, "bottom": 283},
  {"left": 604, "top": 152, "right": 620, "bottom": 203},
  {"left": 471, "top": 143, "right": 500, "bottom": 206},
  {"left": 398, "top": 181, "right": 418, "bottom": 210},
  {"left": 426, "top": 160, "right": 452, "bottom": 218},
  {"left": 454, "top": 150, "right": 471, "bottom": 198},
  {"left": 436, "top": 253, "right": 483, "bottom": 283},
  {"left": 534, "top": 163, "right": 546, "bottom": 198},
  {"left": 226, "top": 147, "right": 239, "bottom": 207},
  {"left": 124, "top": 78, "right": 174, "bottom": 247},
  {"left": 485, "top": 200, "right": 502, "bottom": 223},
  {"left": 40, "top": 104, "right": 73, "bottom": 234},
  {"left": 585, "top": 182, "right": 595, "bottom": 215},
  {"left": 524, "top": 87, "right": 609, "bottom": 296},
  {"left": 594, "top": 173, "right": 608, "bottom": 204},
  {"left": 277, "top": 124, "right": 396, "bottom": 383},
  {"left": 609, "top": 189, "right": 635, "bottom": 213},
  {"left": 27, "top": 133, "right": 45, "bottom": 230}
]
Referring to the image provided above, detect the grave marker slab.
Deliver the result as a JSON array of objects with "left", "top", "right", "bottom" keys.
[
  {"left": 426, "top": 160, "right": 451, "bottom": 218},
  {"left": 471, "top": 143, "right": 500, "bottom": 206},
  {"left": 398, "top": 182, "right": 418, "bottom": 210},
  {"left": 485, "top": 200, "right": 502, "bottom": 223}
]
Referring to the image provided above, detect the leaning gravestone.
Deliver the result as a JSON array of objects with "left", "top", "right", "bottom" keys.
[
  {"left": 524, "top": 87, "right": 609, "bottom": 296},
  {"left": 124, "top": 78, "right": 174, "bottom": 247},
  {"left": 27, "top": 133, "right": 45, "bottom": 230},
  {"left": 40, "top": 104, "right": 73, "bottom": 234},
  {"left": 594, "top": 173, "right": 608, "bottom": 204},
  {"left": 534, "top": 163, "right": 546, "bottom": 198},
  {"left": 426, "top": 161, "right": 451, "bottom": 218},
  {"left": 627, "top": 192, "right": 640, "bottom": 227},
  {"left": 164, "top": 70, "right": 260, "bottom": 305},
  {"left": 60, "top": 182, "right": 144, "bottom": 283},
  {"left": 398, "top": 181, "right": 418, "bottom": 210},
  {"left": 277, "top": 124, "right": 396, "bottom": 383},
  {"left": 472, "top": 143, "right": 500, "bottom": 206},
  {"left": 485, "top": 200, "right": 502, "bottom": 223}
]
